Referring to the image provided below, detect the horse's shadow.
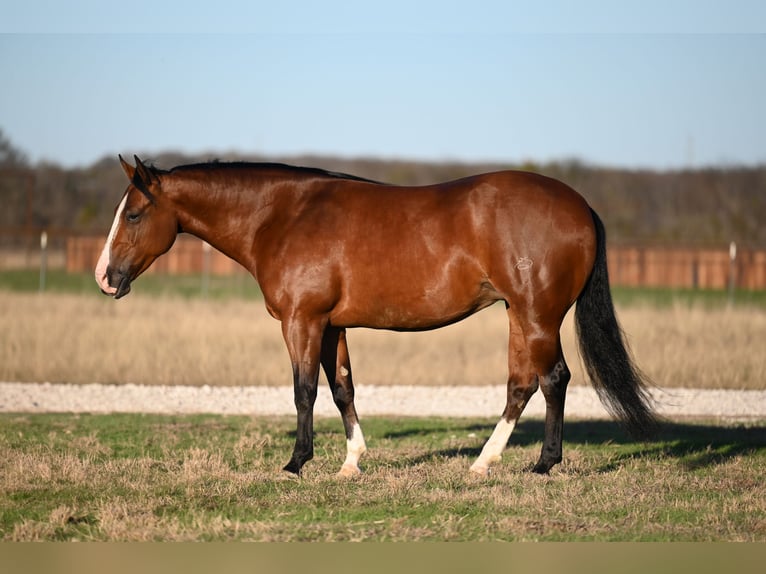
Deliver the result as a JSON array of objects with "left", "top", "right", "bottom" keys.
[{"left": 384, "top": 419, "right": 765, "bottom": 472}]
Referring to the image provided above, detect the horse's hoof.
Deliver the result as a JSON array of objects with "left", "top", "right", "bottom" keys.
[
  {"left": 337, "top": 463, "right": 362, "bottom": 478},
  {"left": 276, "top": 470, "right": 301, "bottom": 481},
  {"left": 468, "top": 463, "right": 490, "bottom": 478},
  {"left": 280, "top": 462, "right": 302, "bottom": 479}
]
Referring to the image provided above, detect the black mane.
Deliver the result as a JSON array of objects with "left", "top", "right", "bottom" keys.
[{"left": 164, "top": 161, "right": 382, "bottom": 184}]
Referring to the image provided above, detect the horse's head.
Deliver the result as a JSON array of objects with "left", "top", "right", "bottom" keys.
[{"left": 95, "top": 155, "right": 179, "bottom": 298}]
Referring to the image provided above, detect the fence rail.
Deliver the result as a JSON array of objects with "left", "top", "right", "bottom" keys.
[
  {"left": 61, "top": 236, "right": 766, "bottom": 291},
  {"left": 66, "top": 235, "right": 246, "bottom": 277}
]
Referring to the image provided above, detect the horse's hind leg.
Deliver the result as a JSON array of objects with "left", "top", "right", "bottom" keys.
[
  {"left": 470, "top": 309, "right": 570, "bottom": 476},
  {"left": 470, "top": 314, "right": 538, "bottom": 476},
  {"left": 321, "top": 327, "right": 366, "bottom": 477},
  {"left": 532, "top": 342, "right": 570, "bottom": 474}
]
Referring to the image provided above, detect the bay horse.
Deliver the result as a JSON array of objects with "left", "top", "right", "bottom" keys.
[{"left": 96, "top": 155, "right": 656, "bottom": 477}]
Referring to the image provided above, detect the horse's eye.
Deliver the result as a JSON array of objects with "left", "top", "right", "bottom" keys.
[{"left": 126, "top": 212, "right": 141, "bottom": 223}]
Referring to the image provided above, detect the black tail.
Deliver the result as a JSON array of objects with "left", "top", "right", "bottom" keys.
[{"left": 575, "top": 209, "right": 658, "bottom": 439}]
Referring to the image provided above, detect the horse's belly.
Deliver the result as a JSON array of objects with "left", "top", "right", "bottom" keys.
[{"left": 330, "top": 281, "right": 499, "bottom": 331}]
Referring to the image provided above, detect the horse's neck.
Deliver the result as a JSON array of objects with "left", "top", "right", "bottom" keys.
[{"left": 168, "top": 175, "right": 273, "bottom": 273}]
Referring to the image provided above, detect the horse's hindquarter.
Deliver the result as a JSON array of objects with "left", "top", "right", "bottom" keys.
[
  {"left": 486, "top": 171, "right": 598, "bottom": 315},
  {"left": 259, "top": 171, "right": 595, "bottom": 330}
]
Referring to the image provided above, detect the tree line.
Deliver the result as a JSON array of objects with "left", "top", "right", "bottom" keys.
[{"left": 2, "top": 130, "right": 765, "bottom": 247}]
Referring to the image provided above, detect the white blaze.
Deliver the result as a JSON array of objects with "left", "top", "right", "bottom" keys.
[{"left": 94, "top": 193, "right": 128, "bottom": 295}]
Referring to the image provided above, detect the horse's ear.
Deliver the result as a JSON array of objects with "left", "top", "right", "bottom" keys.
[
  {"left": 119, "top": 154, "right": 135, "bottom": 180},
  {"left": 132, "top": 155, "right": 160, "bottom": 202},
  {"left": 133, "top": 155, "right": 157, "bottom": 185}
]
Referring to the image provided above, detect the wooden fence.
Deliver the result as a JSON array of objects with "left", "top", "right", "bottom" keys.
[
  {"left": 607, "top": 245, "right": 766, "bottom": 290},
  {"left": 67, "top": 236, "right": 246, "bottom": 277},
  {"left": 67, "top": 236, "right": 766, "bottom": 290}
]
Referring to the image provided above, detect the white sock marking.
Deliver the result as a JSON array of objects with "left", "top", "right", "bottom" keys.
[
  {"left": 470, "top": 418, "right": 516, "bottom": 474},
  {"left": 340, "top": 422, "right": 366, "bottom": 474}
]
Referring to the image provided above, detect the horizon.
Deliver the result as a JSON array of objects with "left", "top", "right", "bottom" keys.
[{"left": 15, "top": 147, "right": 766, "bottom": 175}]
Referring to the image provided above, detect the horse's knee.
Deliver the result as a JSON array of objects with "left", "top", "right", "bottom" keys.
[
  {"left": 293, "top": 384, "right": 317, "bottom": 411},
  {"left": 502, "top": 376, "right": 539, "bottom": 420},
  {"left": 539, "top": 360, "right": 570, "bottom": 396},
  {"left": 332, "top": 384, "right": 353, "bottom": 409},
  {"left": 511, "top": 377, "right": 539, "bottom": 403}
]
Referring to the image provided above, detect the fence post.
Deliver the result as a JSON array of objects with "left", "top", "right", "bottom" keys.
[
  {"left": 728, "top": 241, "right": 737, "bottom": 306},
  {"left": 201, "top": 241, "right": 212, "bottom": 298},
  {"left": 39, "top": 230, "right": 48, "bottom": 293}
]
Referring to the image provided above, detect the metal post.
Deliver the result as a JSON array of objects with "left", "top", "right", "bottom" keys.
[
  {"left": 39, "top": 230, "right": 48, "bottom": 293},
  {"left": 728, "top": 241, "right": 737, "bottom": 307},
  {"left": 201, "top": 241, "right": 212, "bottom": 298}
]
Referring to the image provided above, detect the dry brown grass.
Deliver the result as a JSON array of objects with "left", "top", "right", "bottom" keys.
[{"left": 1, "top": 290, "right": 765, "bottom": 389}]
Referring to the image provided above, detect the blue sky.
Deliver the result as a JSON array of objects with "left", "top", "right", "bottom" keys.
[{"left": 1, "top": 1, "right": 765, "bottom": 169}]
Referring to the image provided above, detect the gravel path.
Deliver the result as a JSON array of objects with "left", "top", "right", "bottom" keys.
[{"left": 1, "top": 382, "right": 764, "bottom": 420}]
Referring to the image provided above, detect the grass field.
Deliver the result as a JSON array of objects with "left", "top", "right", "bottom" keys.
[{"left": 1, "top": 412, "right": 763, "bottom": 541}]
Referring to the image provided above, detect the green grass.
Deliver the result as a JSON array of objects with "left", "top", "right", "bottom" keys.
[
  {"left": 1, "top": 413, "right": 763, "bottom": 541},
  {"left": 0, "top": 269, "right": 263, "bottom": 300},
  {"left": 4, "top": 269, "right": 766, "bottom": 307},
  {"left": 610, "top": 285, "right": 766, "bottom": 309}
]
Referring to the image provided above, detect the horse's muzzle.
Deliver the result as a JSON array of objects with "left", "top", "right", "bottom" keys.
[
  {"left": 103, "top": 267, "right": 132, "bottom": 299},
  {"left": 113, "top": 275, "right": 132, "bottom": 299}
]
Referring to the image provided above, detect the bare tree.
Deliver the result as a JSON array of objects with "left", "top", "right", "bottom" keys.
[{"left": 0, "top": 129, "right": 29, "bottom": 168}]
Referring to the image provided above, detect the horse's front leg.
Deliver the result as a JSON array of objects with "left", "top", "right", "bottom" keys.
[
  {"left": 281, "top": 315, "right": 326, "bottom": 475},
  {"left": 321, "top": 326, "right": 366, "bottom": 477}
]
